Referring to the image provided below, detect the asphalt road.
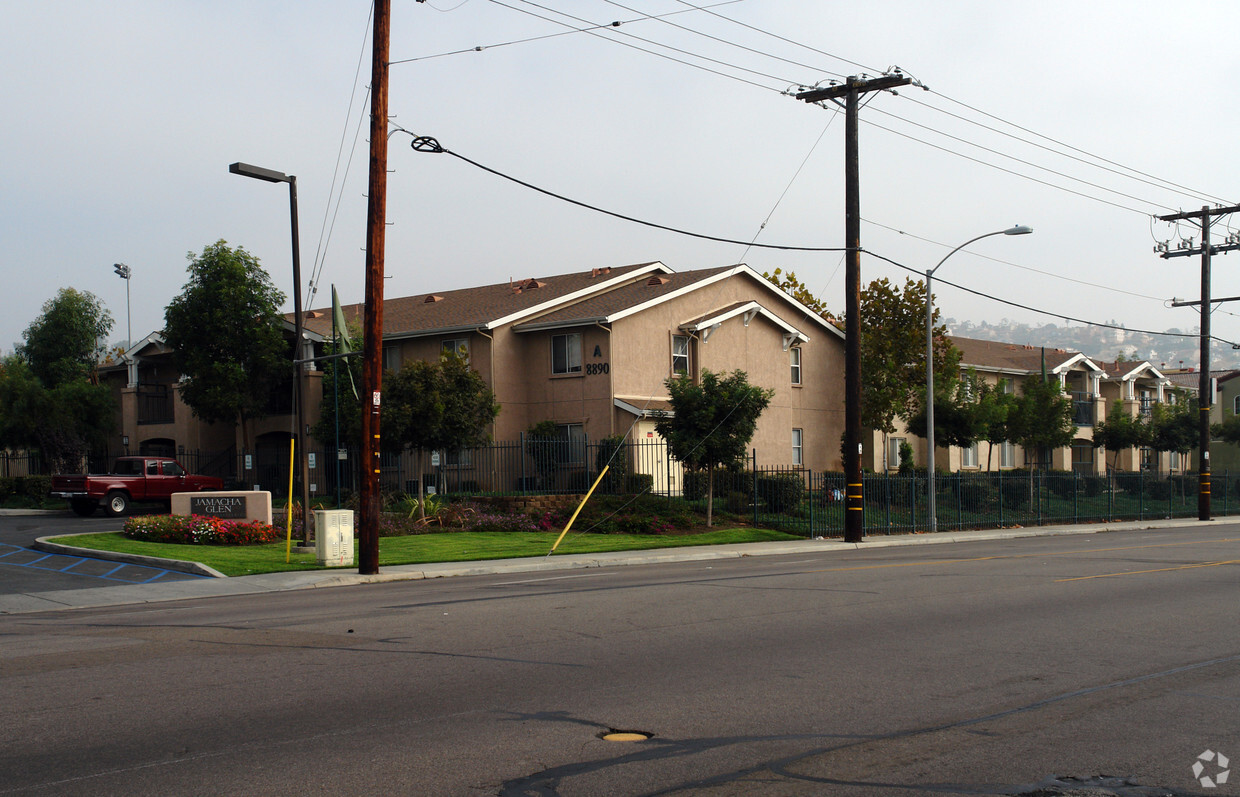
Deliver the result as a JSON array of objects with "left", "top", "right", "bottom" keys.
[{"left": 1, "top": 524, "right": 1238, "bottom": 796}]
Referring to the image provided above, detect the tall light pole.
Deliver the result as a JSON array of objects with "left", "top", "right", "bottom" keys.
[
  {"left": 925, "top": 225, "right": 1032, "bottom": 533},
  {"left": 113, "top": 263, "right": 131, "bottom": 356},
  {"left": 228, "top": 161, "right": 312, "bottom": 544}
]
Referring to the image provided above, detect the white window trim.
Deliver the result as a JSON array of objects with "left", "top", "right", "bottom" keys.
[
  {"left": 792, "top": 428, "right": 803, "bottom": 466},
  {"left": 790, "top": 347, "right": 802, "bottom": 385}
]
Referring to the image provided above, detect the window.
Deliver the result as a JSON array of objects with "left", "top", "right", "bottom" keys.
[
  {"left": 382, "top": 345, "right": 402, "bottom": 373},
  {"left": 442, "top": 338, "right": 469, "bottom": 363},
  {"left": 162, "top": 461, "right": 185, "bottom": 477},
  {"left": 792, "top": 428, "right": 803, "bottom": 466},
  {"left": 557, "top": 423, "right": 586, "bottom": 464},
  {"left": 1233, "top": 393, "right": 1240, "bottom": 415},
  {"left": 790, "top": 347, "right": 802, "bottom": 385},
  {"left": 961, "top": 442, "right": 978, "bottom": 469},
  {"left": 552, "top": 333, "right": 582, "bottom": 375},
  {"left": 999, "top": 442, "right": 1016, "bottom": 469},
  {"left": 672, "top": 334, "right": 690, "bottom": 376},
  {"left": 1170, "top": 451, "right": 1181, "bottom": 471},
  {"left": 999, "top": 377, "right": 1014, "bottom": 395},
  {"left": 887, "top": 436, "right": 906, "bottom": 471}
]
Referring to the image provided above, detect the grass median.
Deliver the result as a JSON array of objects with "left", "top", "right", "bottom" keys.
[{"left": 59, "top": 528, "right": 802, "bottom": 577}]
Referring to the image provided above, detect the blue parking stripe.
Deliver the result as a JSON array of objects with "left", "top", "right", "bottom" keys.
[{"left": 0, "top": 543, "right": 210, "bottom": 583}]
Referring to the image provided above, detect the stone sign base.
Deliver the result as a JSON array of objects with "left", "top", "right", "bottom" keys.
[{"left": 172, "top": 491, "right": 273, "bottom": 525}]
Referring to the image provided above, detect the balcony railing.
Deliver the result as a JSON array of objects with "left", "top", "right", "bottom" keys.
[
  {"left": 137, "top": 386, "right": 174, "bottom": 425},
  {"left": 1071, "top": 392, "right": 1095, "bottom": 426}
]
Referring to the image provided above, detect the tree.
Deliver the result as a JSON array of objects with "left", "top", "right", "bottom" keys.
[
  {"left": 975, "top": 382, "right": 1018, "bottom": 470},
  {"left": 0, "top": 355, "right": 115, "bottom": 474},
  {"left": 860, "top": 277, "right": 961, "bottom": 456},
  {"left": 761, "top": 268, "right": 838, "bottom": 325},
  {"left": 18, "top": 288, "right": 113, "bottom": 388},
  {"left": 1008, "top": 376, "right": 1075, "bottom": 468},
  {"left": 654, "top": 369, "right": 773, "bottom": 527},
  {"left": 1091, "top": 401, "right": 1146, "bottom": 471},
  {"left": 905, "top": 370, "right": 986, "bottom": 453},
  {"left": 8, "top": 289, "right": 116, "bottom": 472},
  {"left": 385, "top": 352, "right": 500, "bottom": 514},
  {"left": 162, "top": 241, "right": 288, "bottom": 451},
  {"left": 1147, "top": 399, "right": 1197, "bottom": 465}
]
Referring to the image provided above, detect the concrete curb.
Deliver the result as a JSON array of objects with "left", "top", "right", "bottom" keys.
[
  {"left": 0, "top": 517, "right": 1215, "bottom": 615},
  {"left": 33, "top": 533, "right": 228, "bottom": 578}
]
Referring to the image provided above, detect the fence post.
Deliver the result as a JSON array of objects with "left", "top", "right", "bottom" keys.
[
  {"left": 1073, "top": 470, "right": 1079, "bottom": 523},
  {"left": 519, "top": 432, "right": 527, "bottom": 496},
  {"left": 998, "top": 469, "right": 1004, "bottom": 528},
  {"left": 1139, "top": 469, "right": 1145, "bottom": 519},
  {"left": 955, "top": 473, "right": 962, "bottom": 531},
  {"left": 752, "top": 449, "right": 759, "bottom": 527},
  {"left": 808, "top": 470, "right": 815, "bottom": 537}
]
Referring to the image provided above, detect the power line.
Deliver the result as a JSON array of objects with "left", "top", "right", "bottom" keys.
[
  {"left": 397, "top": 130, "right": 1239, "bottom": 348},
  {"left": 486, "top": 0, "right": 792, "bottom": 92},
  {"left": 391, "top": 0, "right": 746, "bottom": 65},
  {"left": 899, "top": 92, "right": 1233, "bottom": 209}
]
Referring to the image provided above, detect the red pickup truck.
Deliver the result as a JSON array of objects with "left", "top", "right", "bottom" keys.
[{"left": 50, "top": 456, "right": 224, "bottom": 517}]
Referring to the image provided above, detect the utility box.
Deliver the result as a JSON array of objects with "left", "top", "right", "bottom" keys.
[{"left": 314, "top": 509, "right": 355, "bottom": 566}]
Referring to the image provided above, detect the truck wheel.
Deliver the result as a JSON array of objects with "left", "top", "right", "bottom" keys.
[
  {"left": 70, "top": 499, "right": 98, "bottom": 517},
  {"left": 104, "top": 491, "right": 130, "bottom": 517}
]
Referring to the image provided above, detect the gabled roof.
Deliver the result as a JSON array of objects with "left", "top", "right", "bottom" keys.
[
  {"left": 511, "top": 263, "right": 844, "bottom": 340},
  {"left": 680, "top": 300, "right": 809, "bottom": 348},
  {"left": 950, "top": 336, "right": 1099, "bottom": 375},
  {"left": 1093, "top": 360, "right": 1168, "bottom": 383},
  {"left": 302, "top": 262, "right": 669, "bottom": 340}
]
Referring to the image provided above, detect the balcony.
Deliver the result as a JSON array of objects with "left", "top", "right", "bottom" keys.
[
  {"left": 1071, "top": 392, "right": 1095, "bottom": 426},
  {"left": 137, "top": 385, "right": 174, "bottom": 425}
]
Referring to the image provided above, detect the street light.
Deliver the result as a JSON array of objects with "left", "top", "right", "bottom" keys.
[
  {"left": 229, "top": 161, "right": 311, "bottom": 544},
  {"left": 113, "top": 263, "right": 131, "bottom": 358},
  {"left": 925, "top": 225, "right": 1032, "bottom": 533}
]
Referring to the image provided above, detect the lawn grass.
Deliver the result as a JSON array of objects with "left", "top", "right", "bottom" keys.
[{"left": 57, "top": 527, "right": 802, "bottom": 577}]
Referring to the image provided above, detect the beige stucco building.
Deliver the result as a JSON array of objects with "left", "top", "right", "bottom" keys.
[
  {"left": 106, "top": 261, "right": 847, "bottom": 488},
  {"left": 871, "top": 336, "right": 1185, "bottom": 475}
]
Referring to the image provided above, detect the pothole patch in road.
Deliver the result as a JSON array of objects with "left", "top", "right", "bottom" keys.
[{"left": 599, "top": 729, "right": 653, "bottom": 742}]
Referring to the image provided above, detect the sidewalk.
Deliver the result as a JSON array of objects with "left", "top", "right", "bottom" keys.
[{"left": 0, "top": 517, "right": 1214, "bottom": 615}]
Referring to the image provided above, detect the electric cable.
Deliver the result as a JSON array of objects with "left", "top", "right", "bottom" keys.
[
  {"left": 397, "top": 129, "right": 1240, "bottom": 348},
  {"left": 391, "top": 0, "right": 745, "bottom": 65}
]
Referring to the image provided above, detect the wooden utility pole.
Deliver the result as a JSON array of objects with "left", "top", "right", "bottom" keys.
[
  {"left": 1157, "top": 201, "right": 1240, "bottom": 522},
  {"left": 359, "top": 0, "right": 391, "bottom": 574},
  {"left": 797, "top": 74, "right": 909, "bottom": 544}
]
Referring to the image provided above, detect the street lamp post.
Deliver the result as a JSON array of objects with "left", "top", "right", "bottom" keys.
[
  {"left": 229, "top": 161, "right": 312, "bottom": 545},
  {"left": 113, "top": 263, "right": 131, "bottom": 357},
  {"left": 926, "top": 225, "right": 1032, "bottom": 533}
]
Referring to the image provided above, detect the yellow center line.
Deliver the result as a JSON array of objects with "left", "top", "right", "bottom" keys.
[
  {"left": 805, "top": 537, "right": 1240, "bottom": 575},
  {"left": 1056, "top": 559, "right": 1240, "bottom": 582}
]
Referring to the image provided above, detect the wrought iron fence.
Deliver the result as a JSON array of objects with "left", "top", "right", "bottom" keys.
[{"left": 18, "top": 436, "right": 1239, "bottom": 535}]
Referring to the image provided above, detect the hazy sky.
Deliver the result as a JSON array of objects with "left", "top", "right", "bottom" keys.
[{"left": 4, "top": 1, "right": 1239, "bottom": 360}]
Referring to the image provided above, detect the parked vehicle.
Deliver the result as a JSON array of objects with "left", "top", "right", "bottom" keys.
[{"left": 50, "top": 457, "right": 223, "bottom": 517}]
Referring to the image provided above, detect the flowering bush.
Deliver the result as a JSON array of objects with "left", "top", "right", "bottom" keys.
[
  {"left": 462, "top": 509, "right": 540, "bottom": 534},
  {"left": 123, "top": 514, "right": 284, "bottom": 546}
]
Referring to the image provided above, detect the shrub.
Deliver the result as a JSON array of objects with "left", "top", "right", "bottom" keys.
[
  {"left": 624, "top": 473, "right": 654, "bottom": 495},
  {"left": 756, "top": 472, "right": 805, "bottom": 513},
  {"left": 123, "top": 514, "right": 283, "bottom": 545},
  {"left": 999, "top": 470, "right": 1031, "bottom": 509},
  {"left": 462, "top": 509, "right": 539, "bottom": 533},
  {"left": 957, "top": 478, "right": 993, "bottom": 510},
  {"left": 595, "top": 435, "right": 628, "bottom": 494}
]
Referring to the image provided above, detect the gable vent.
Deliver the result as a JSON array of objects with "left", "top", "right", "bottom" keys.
[
  {"left": 590, "top": 267, "right": 612, "bottom": 277},
  {"left": 522, "top": 279, "right": 545, "bottom": 290},
  {"left": 646, "top": 276, "right": 670, "bottom": 286},
  {"left": 424, "top": 294, "right": 444, "bottom": 303}
]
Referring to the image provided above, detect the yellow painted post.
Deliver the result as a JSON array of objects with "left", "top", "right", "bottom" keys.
[
  {"left": 549, "top": 465, "right": 608, "bottom": 554},
  {"left": 285, "top": 438, "right": 296, "bottom": 562}
]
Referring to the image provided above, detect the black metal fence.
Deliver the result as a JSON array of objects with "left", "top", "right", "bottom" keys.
[{"left": 27, "top": 439, "right": 1239, "bottom": 536}]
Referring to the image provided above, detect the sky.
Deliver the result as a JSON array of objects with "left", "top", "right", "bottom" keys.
[{"left": 4, "top": 1, "right": 1240, "bottom": 364}]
